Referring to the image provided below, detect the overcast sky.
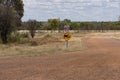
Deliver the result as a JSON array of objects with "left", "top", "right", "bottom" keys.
[{"left": 22, "top": 0, "right": 120, "bottom": 21}]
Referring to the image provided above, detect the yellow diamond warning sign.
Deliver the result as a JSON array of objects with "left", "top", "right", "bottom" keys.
[{"left": 64, "top": 32, "right": 71, "bottom": 41}]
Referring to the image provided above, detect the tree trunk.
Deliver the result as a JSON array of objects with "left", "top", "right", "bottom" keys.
[{"left": 1, "top": 31, "right": 8, "bottom": 44}]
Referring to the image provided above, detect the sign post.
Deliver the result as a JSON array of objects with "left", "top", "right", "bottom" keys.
[
  {"left": 64, "top": 25, "right": 71, "bottom": 48},
  {"left": 66, "top": 40, "right": 68, "bottom": 48}
]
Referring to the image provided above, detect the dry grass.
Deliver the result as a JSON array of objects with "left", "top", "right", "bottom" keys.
[
  {"left": 0, "top": 32, "right": 86, "bottom": 58},
  {"left": 114, "top": 32, "right": 120, "bottom": 40}
]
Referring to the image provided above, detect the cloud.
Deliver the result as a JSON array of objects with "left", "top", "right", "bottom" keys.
[{"left": 22, "top": 0, "right": 120, "bottom": 21}]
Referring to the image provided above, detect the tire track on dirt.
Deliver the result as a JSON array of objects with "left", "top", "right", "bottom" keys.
[{"left": 0, "top": 33, "right": 120, "bottom": 80}]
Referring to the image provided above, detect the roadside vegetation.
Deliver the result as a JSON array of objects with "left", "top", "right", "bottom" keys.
[{"left": 0, "top": 32, "right": 86, "bottom": 58}]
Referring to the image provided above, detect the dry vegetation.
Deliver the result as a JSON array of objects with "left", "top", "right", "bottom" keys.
[
  {"left": 0, "top": 32, "right": 87, "bottom": 58},
  {"left": 114, "top": 32, "right": 120, "bottom": 40}
]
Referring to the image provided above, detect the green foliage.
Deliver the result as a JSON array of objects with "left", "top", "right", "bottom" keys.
[
  {"left": 25, "top": 21, "right": 120, "bottom": 31},
  {"left": 21, "top": 21, "right": 43, "bottom": 30},
  {"left": 22, "top": 17, "right": 120, "bottom": 31},
  {"left": 63, "top": 19, "right": 71, "bottom": 25},
  {"left": 0, "top": 0, "right": 24, "bottom": 43},
  {"left": 0, "top": 39, "right": 3, "bottom": 44},
  {"left": 70, "top": 22, "right": 80, "bottom": 30},
  {"left": 20, "top": 33, "right": 29, "bottom": 38},
  {"left": 8, "top": 33, "right": 21, "bottom": 43},
  {"left": 7, "top": 32, "right": 30, "bottom": 44},
  {"left": 12, "top": 0, "right": 24, "bottom": 18},
  {"left": 0, "top": 0, "right": 24, "bottom": 17},
  {"left": 48, "top": 19, "right": 59, "bottom": 30},
  {"left": 0, "top": 6, "right": 18, "bottom": 43},
  {"left": 0, "top": 0, "right": 24, "bottom": 27}
]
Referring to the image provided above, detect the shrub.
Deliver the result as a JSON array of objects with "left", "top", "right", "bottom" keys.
[
  {"left": 8, "top": 33, "right": 21, "bottom": 43},
  {"left": 20, "top": 33, "right": 29, "bottom": 38},
  {"left": 30, "top": 41, "right": 38, "bottom": 46},
  {"left": 18, "top": 39, "right": 30, "bottom": 44},
  {"left": 43, "top": 34, "right": 52, "bottom": 38},
  {"left": 0, "top": 39, "right": 3, "bottom": 44}
]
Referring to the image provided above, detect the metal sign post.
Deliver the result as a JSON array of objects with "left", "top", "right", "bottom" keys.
[
  {"left": 64, "top": 25, "right": 71, "bottom": 48},
  {"left": 65, "top": 40, "right": 68, "bottom": 48}
]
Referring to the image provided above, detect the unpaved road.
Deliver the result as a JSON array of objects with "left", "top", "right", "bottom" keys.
[{"left": 0, "top": 33, "right": 120, "bottom": 80}]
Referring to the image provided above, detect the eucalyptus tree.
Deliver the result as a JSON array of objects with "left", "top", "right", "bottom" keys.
[{"left": 0, "top": 0, "right": 24, "bottom": 43}]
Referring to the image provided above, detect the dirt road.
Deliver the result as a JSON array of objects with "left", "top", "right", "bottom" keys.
[{"left": 0, "top": 33, "right": 120, "bottom": 80}]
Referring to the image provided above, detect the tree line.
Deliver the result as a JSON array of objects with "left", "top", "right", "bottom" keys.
[{"left": 22, "top": 18, "right": 120, "bottom": 32}]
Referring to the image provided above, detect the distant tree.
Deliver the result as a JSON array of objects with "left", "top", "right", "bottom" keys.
[
  {"left": 80, "top": 22, "right": 90, "bottom": 31},
  {"left": 48, "top": 19, "right": 59, "bottom": 32},
  {"left": 36, "top": 22, "right": 43, "bottom": 30},
  {"left": 28, "top": 20, "right": 37, "bottom": 38},
  {"left": 43, "top": 23, "right": 51, "bottom": 30},
  {"left": 70, "top": 22, "right": 80, "bottom": 32},
  {"left": 80, "top": 22, "right": 85, "bottom": 30},
  {"left": 59, "top": 21, "right": 65, "bottom": 30},
  {"left": 63, "top": 19, "right": 71, "bottom": 25},
  {"left": 21, "top": 22, "right": 28, "bottom": 30}
]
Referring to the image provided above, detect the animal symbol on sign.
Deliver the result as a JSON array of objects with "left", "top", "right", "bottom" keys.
[{"left": 64, "top": 32, "right": 71, "bottom": 41}]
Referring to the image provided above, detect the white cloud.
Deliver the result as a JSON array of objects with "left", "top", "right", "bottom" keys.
[{"left": 22, "top": 0, "right": 120, "bottom": 21}]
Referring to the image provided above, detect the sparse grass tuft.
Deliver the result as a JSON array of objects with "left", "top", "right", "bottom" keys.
[
  {"left": 30, "top": 41, "right": 38, "bottom": 46},
  {"left": 20, "top": 33, "right": 29, "bottom": 38},
  {"left": 43, "top": 34, "right": 52, "bottom": 38},
  {"left": 8, "top": 33, "right": 21, "bottom": 43}
]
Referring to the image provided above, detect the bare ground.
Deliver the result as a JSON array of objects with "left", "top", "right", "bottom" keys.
[{"left": 0, "top": 33, "right": 120, "bottom": 80}]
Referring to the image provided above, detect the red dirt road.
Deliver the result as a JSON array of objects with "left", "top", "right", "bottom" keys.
[{"left": 0, "top": 33, "right": 120, "bottom": 80}]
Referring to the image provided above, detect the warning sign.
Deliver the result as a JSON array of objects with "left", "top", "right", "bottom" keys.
[{"left": 64, "top": 32, "right": 71, "bottom": 41}]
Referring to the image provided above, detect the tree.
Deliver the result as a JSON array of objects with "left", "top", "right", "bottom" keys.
[
  {"left": 63, "top": 19, "right": 71, "bottom": 25},
  {"left": 80, "top": 22, "right": 90, "bottom": 31},
  {"left": 0, "top": 5, "right": 17, "bottom": 43},
  {"left": 48, "top": 19, "right": 59, "bottom": 32},
  {"left": 36, "top": 22, "right": 43, "bottom": 30},
  {"left": 28, "top": 20, "right": 37, "bottom": 38},
  {"left": 80, "top": 22, "right": 85, "bottom": 30},
  {"left": 0, "top": 0, "right": 24, "bottom": 43},
  {"left": 0, "top": 0, "right": 24, "bottom": 19},
  {"left": 70, "top": 22, "right": 80, "bottom": 30},
  {"left": 59, "top": 21, "right": 65, "bottom": 30},
  {"left": 0, "top": 0, "right": 24, "bottom": 27}
]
